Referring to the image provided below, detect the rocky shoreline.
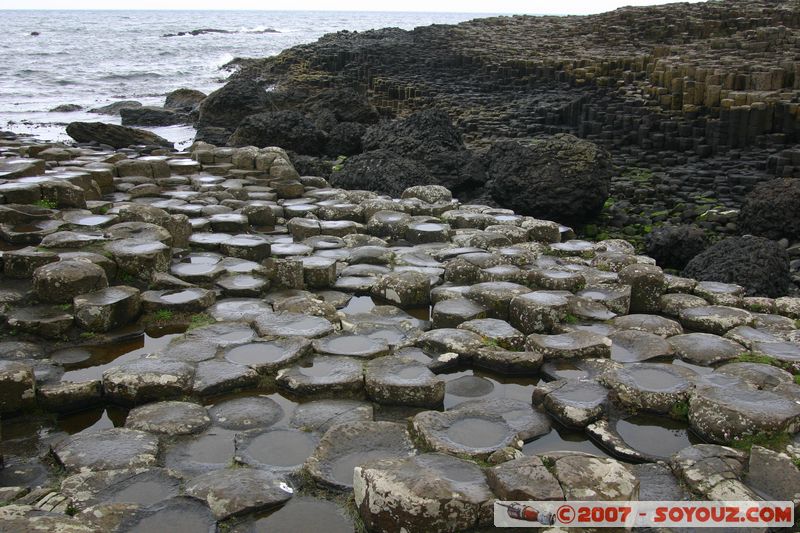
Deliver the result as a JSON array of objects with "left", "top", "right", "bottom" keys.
[
  {"left": 2, "top": 0, "right": 800, "bottom": 531},
  {"left": 215, "top": 0, "right": 800, "bottom": 283},
  {"left": 0, "top": 129, "right": 798, "bottom": 531}
]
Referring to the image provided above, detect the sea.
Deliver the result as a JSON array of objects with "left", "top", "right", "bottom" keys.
[{"left": 0, "top": 10, "right": 499, "bottom": 149}]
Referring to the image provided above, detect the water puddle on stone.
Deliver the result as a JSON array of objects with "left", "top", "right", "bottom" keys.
[
  {"left": 446, "top": 417, "right": 509, "bottom": 448},
  {"left": 342, "top": 295, "right": 431, "bottom": 322},
  {"left": 323, "top": 335, "right": 380, "bottom": 354},
  {"left": 71, "top": 215, "right": 112, "bottom": 226},
  {"left": 160, "top": 289, "right": 202, "bottom": 304},
  {"left": 330, "top": 450, "right": 398, "bottom": 486},
  {"left": 57, "top": 405, "right": 128, "bottom": 435},
  {"left": 250, "top": 496, "right": 353, "bottom": 533},
  {"left": 59, "top": 327, "right": 185, "bottom": 382},
  {"left": 340, "top": 295, "right": 375, "bottom": 314},
  {"left": 671, "top": 358, "right": 714, "bottom": 375},
  {"left": 624, "top": 367, "right": 684, "bottom": 391},
  {"left": 0, "top": 240, "right": 25, "bottom": 252},
  {"left": 0, "top": 456, "right": 52, "bottom": 487},
  {"left": 203, "top": 390, "right": 298, "bottom": 428},
  {"left": 523, "top": 421, "right": 610, "bottom": 457},
  {"left": 396, "top": 366, "right": 427, "bottom": 379},
  {"left": 614, "top": 414, "right": 702, "bottom": 458},
  {"left": 164, "top": 428, "right": 237, "bottom": 474},
  {"left": 225, "top": 343, "right": 286, "bottom": 365},
  {"left": 127, "top": 506, "right": 215, "bottom": 533},
  {"left": 107, "top": 479, "right": 179, "bottom": 506},
  {"left": 441, "top": 367, "right": 539, "bottom": 409},
  {"left": 0, "top": 416, "right": 57, "bottom": 455},
  {"left": 241, "top": 429, "right": 317, "bottom": 467}
]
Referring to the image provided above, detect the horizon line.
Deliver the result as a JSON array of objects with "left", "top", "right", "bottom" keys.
[{"left": 0, "top": 8, "right": 573, "bottom": 15}]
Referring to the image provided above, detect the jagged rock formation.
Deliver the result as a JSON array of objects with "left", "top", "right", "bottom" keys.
[{"left": 223, "top": 0, "right": 800, "bottom": 255}]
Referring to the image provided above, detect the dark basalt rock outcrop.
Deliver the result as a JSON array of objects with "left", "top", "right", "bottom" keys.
[
  {"left": 645, "top": 224, "right": 709, "bottom": 270},
  {"left": 165, "top": 88, "right": 207, "bottom": 110},
  {"left": 738, "top": 178, "right": 800, "bottom": 241},
  {"left": 362, "top": 109, "right": 486, "bottom": 193},
  {"left": 220, "top": 1, "right": 800, "bottom": 240},
  {"left": 683, "top": 236, "right": 792, "bottom": 298},
  {"left": 66, "top": 122, "right": 173, "bottom": 149},
  {"left": 228, "top": 110, "right": 327, "bottom": 154},
  {"left": 325, "top": 122, "right": 367, "bottom": 156},
  {"left": 121, "top": 106, "right": 189, "bottom": 127},
  {"left": 329, "top": 149, "right": 436, "bottom": 197},
  {"left": 196, "top": 79, "right": 271, "bottom": 131},
  {"left": 303, "top": 87, "right": 380, "bottom": 128},
  {"left": 49, "top": 104, "right": 82, "bottom": 113},
  {"left": 485, "top": 134, "right": 612, "bottom": 226},
  {"left": 89, "top": 100, "right": 142, "bottom": 115}
]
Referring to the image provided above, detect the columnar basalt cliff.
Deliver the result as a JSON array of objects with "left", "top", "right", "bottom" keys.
[
  {"left": 231, "top": 0, "right": 800, "bottom": 152},
  {"left": 216, "top": 0, "right": 800, "bottom": 263}
]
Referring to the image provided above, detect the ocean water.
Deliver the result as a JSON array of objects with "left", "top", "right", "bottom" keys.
[{"left": 0, "top": 10, "right": 496, "bottom": 148}]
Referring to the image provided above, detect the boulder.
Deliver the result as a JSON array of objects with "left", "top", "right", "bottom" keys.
[
  {"left": 164, "top": 88, "right": 206, "bottom": 110},
  {"left": 66, "top": 122, "right": 173, "bottom": 149},
  {"left": 645, "top": 224, "right": 708, "bottom": 270},
  {"left": 50, "top": 103, "right": 82, "bottom": 112},
  {"left": 227, "top": 110, "right": 326, "bottom": 154},
  {"left": 485, "top": 134, "right": 612, "bottom": 225},
  {"left": 121, "top": 106, "right": 188, "bottom": 127},
  {"left": 329, "top": 149, "right": 436, "bottom": 198},
  {"left": 683, "top": 236, "right": 791, "bottom": 298},
  {"left": 196, "top": 79, "right": 270, "bottom": 130},
  {"left": 738, "top": 178, "right": 800, "bottom": 240},
  {"left": 89, "top": 100, "right": 142, "bottom": 115}
]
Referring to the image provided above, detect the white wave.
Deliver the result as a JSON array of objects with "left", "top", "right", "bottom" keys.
[
  {"left": 239, "top": 26, "right": 281, "bottom": 34},
  {"left": 209, "top": 53, "right": 235, "bottom": 70}
]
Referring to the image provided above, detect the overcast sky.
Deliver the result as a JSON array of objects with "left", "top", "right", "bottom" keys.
[{"left": 3, "top": 1, "right": 705, "bottom": 15}]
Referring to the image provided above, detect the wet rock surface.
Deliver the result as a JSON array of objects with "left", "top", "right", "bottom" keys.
[
  {"left": 305, "top": 420, "right": 416, "bottom": 490},
  {"left": 354, "top": 453, "right": 494, "bottom": 533},
  {"left": 1, "top": 129, "right": 800, "bottom": 531}
]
